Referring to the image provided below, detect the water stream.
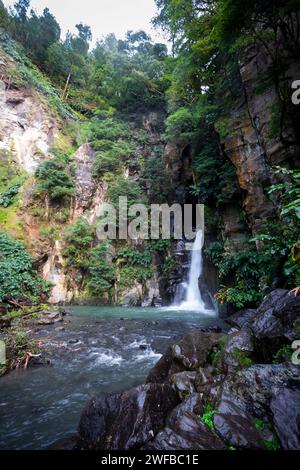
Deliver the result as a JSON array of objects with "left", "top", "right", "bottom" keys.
[
  {"left": 174, "top": 230, "right": 214, "bottom": 312},
  {"left": 0, "top": 306, "right": 224, "bottom": 450}
]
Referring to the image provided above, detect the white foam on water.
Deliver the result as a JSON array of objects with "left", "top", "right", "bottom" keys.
[
  {"left": 134, "top": 349, "right": 162, "bottom": 363},
  {"left": 89, "top": 350, "right": 124, "bottom": 366}
]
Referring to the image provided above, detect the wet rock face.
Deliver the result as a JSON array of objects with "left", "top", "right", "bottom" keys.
[
  {"left": 170, "top": 371, "right": 196, "bottom": 396},
  {"left": 220, "top": 330, "right": 255, "bottom": 369},
  {"left": 270, "top": 387, "right": 300, "bottom": 450},
  {"left": 144, "top": 395, "right": 226, "bottom": 450},
  {"left": 252, "top": 289, "right": 300, "bottom": 341},
  {"left": 213, "top": 413, "right": 265, "bottom": 450},
  {"left": 146, "top": 331, "right": 221, "bottom": 384},
  {"left": 226, "top": 289, "right": 300, "bottom": 344},
  {"left": 218, "top": 364, "right": 300, "bottom": 420},
  {"left": 78, "top": 384, "right": 180, "bottom": 450}
]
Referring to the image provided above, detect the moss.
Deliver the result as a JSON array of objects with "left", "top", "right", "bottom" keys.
[
  {"left": 272, "top": 344, "right": 292, "bottom": 364},
  {"left": 231, "top": 348, "right": 254, "bottom": 367},
  {"left": 218, "top": 334, "right": 229, "bottom": 349},
  {"left": 118, "top": 266, "right": 153, "bottom": 290},
  {"left": 264, "top": 436, "right": 281, "bottom": 450},
  {"left": 210, "top": 350, "right": 221, "bottom": 367},
  {"left": 254, "top": 418, "right": 265, "bottom": 432},
  {"left": 214, "top": 116, "right": 235, "bottom": 139}
]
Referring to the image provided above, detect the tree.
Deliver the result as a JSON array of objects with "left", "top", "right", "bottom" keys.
[
  {"left": 12, "top": 0, "right": 29, "bottom": 22},
  {"left": 35, "top": 158, "right": 75, "bottom": 202},
  {"left": 71, "top": 23, "right": 92, "bottom": 56},
  {"left": 0, "top": 1, "right": 10, "bottom": 29}
]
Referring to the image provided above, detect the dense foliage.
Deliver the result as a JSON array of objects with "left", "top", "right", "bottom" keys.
[
  {"left": 0, "top": 231, "right": 49, "bottom": 302},
  {"left": 35, "top": 156, "right": 75, "bottom": 202},
  {"left": 0, "top": 0, "right": 300, "bottom": 309},
  {"left": 153, "top": 0, "right": 300, "bottom": 307}
]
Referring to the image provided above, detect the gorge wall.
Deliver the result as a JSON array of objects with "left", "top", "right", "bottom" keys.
[{"left": 0, "top": 28, "right": 300, "bottom": 309}]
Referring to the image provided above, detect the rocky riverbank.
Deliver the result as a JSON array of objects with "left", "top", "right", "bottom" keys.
[
  {"left": 0, "top": 304, "right": 68, "bottom": 376},
  {"left": 69, "top": 289, "right": 300, "bottom": 451}
]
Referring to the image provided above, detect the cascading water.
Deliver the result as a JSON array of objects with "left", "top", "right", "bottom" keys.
[
  {"left": 169, "top": 229, "right": 215, "bottom": 313},
  {"left": 181, "top": 229, "right": 205, "bottom": 310},
  {"left": 178, "top": 229, "right": 206, "bottom": 311}
]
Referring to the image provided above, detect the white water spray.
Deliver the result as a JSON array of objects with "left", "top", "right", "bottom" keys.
[{"left": 179, "top": 230, "right": 206, "bottom": 311}]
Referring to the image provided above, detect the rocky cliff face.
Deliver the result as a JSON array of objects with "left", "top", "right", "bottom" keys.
[
  {"left": 162, "top": 39, "right": 300, "bottom": 302},
  {"left": 221, "top": 42, "right": 300, "bottom": 237},
  {"left": 0, "top": 53, "right": 59, "bottom": 174}
]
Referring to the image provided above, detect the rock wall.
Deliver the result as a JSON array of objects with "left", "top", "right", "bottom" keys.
[
  {"left": 221, "top": 42, "right": 300, "bottom": 236},
  {"left": 0, "top": 54, "right": 59, "bottom": 173}
]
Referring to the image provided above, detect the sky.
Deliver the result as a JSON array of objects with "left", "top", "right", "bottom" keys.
[{"left": 3, "top": 0, "right": 167, "bottom": 46}]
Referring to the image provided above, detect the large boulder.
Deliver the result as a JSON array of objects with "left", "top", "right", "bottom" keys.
[
  {"left": 250, "top": 289, "right": 300, "bottom": 341},
  {"left": 226, "top": 290, "right": 300, "bottom": 344},
  {"left": 213, "top": 413, "right": 266, "bottom": 450},
  {"left": 147, "top": 331, "right": 221, "bottom": 384},
  {"left": 78, "top": 384, "right": 179, "bottom": 450},
  {"left": 270, "top": 387, "right": 300, "bottom": 450},
  {"left": 217, "top": 363, "right": 300, "bottom": 420},
  {"left": 220, "top": 330, "right": 255, "bottom": 369},
  {"left": 226, "top": 309, "right": 257, "bottom": 330},
  {"left": 144, "top": 394, "right": 226, "bottom": 450}
]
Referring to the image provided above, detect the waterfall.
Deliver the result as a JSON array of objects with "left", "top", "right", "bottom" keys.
[{"left": 178, "top": 229, "right": 206, "bottom": 310}]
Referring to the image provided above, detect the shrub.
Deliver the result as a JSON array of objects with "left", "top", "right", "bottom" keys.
[
  {"left": 207, "top": 243, "right": 271, "bottom": 308},
  {"left": 93, "top": 140, "right": 134, "bottom": 176},
  {"left": 87, "top": 243, "right": 116, "bottom": 297},
  {"left": 107, "top": 175, "right": 146, "bottom": 209},
  {"left": 164, "top": 107, "right": 195, "bottom": 140},
  {"left": 0, "top": 184, "right": 21, "bottom": 208},
  {"left": 0, "top": 231, "right": 50, "bottom": 302},
  {"left": 63, "top": 218, "right": 94, "bottom": 269},
  {"left": 35, "top": 157, "right": 75, "bottom": 201},
  {"left": 117, "top": 247, "right": 152, "bottom": 267}
]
